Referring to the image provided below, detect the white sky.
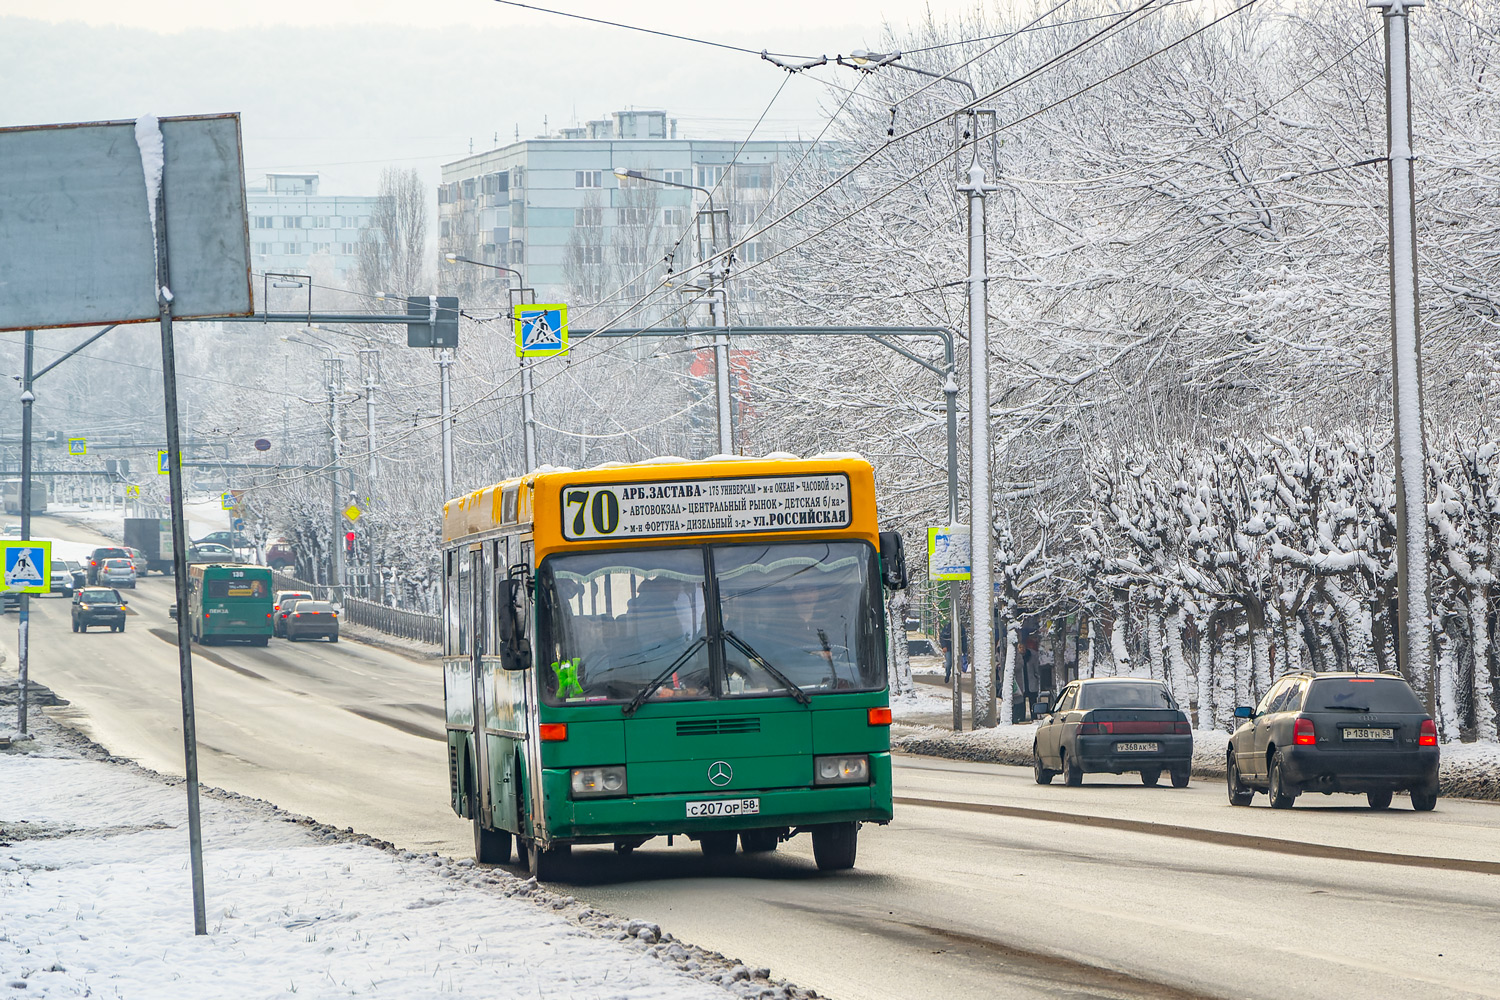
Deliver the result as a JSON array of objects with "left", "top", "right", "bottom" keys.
[{"left": 0, "top": 0, "right": 957, "bottom": 35}]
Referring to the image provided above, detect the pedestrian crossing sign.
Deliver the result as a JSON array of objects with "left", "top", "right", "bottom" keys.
[
  {"left": 514, "top": 305, "right": 569, "bottom": 358},
  {"left": 68, "top": 437, "right": 86, "bottom": 456},
  {"left": 2, "top": 541, "right": 50, "bottom": 593},
  {"left": 157, "top": 449, "right": 172, "bottom": 474}
]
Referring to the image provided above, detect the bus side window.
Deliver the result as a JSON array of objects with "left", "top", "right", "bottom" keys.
[
  {"left": 443, "top": 551, "right": 460, "bottom": 657},
  {"left": 456, "top": 551, "right": 471, "bottom": 656}
]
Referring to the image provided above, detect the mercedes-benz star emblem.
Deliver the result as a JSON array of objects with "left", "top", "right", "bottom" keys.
[{"left": 707, "top": 760, "right": 733, "bottom": 787}]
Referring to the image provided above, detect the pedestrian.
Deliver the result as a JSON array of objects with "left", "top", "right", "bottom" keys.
[{"left": 938, "top": 620, "right": 953, "bottom": 682}]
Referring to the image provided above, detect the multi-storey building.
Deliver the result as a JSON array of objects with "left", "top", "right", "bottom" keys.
[
  {"left": 247, "top": 172, "right": 378, "bottom": 292},
  {"left": 437, "top": 110, "right": 812, "bottom": 307}
]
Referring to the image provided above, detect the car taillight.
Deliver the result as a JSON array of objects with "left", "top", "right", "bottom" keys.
[
  {"left": 1419, "top": 719, "right": 1437, "bottom": 746},
  {"left": 539, "top": 723, "right": 568, "bottom": 741},
  {"left": 1294, "top": 717, "right": 1316, "bottom": 745},
  {"left": 1175, "top": 721, "right": 1191, "bottom": 734},
  {"left": 867, "top": 707, "right": 892, "bottom": 726},
  {"left": 1078, "top": 722, "right": 1105, "bottom": 735},
  {"left": 293, "top": 613, "right": 301, "bottom": 618}
]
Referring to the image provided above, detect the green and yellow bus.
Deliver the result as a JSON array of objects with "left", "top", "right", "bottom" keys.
[
  {"left": 442, "top": 455, "right": 906, "bottom": 877},
  {"left": 187, "top": 563, "right": 274, "bottom": 646}
]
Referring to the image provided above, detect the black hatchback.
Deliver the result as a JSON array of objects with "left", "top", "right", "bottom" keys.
[
  {"left": 72, "top": 587, "right": 128, "bottom": 633},
  {"left": 1033, "top": 678, "right": 1194, "bottom": 787},
  {"left": 1227, "top": 672, "right": 1439, "bottom": 810}
]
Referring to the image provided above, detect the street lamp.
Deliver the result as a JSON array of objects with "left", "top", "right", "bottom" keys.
[
  {"left": 835, "top": 53, "right": 997, "bottom": 730},
  {"left": 441, "top": 253, "right": 537, "bottom": 473},
  {"left": 613, "top": 167, "right": 735, "bottom": 457}
]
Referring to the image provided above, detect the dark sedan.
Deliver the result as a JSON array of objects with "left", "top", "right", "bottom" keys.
[
  {"left": 284, "top": 600, "right": 339, "bottom": 642},
  {"left": 1033, "top": 678, "right": 1193, "bottom": 787},
  {"left": 1227, "top": 671, "right": 1439, "bottom": 810},
  {"left": 72, "top": 587, "right": 128, "bottom": 633}
]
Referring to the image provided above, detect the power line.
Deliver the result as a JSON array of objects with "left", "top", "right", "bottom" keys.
[{"left": 486, "top": 1, "right": 819, "bottom": 59}]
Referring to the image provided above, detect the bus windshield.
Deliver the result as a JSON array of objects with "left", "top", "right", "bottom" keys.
[{"left": 538, "top": 540, "right": 884, "bottom": 707}]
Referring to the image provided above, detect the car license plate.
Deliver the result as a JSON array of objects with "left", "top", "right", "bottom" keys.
[
  {"left": 1116, "top": 742, "right": 1160, "bottom": 753},
  {"left": 1343, "top": 728, "right": 1394, "bottom": 740},
  {"left": 686, "top": 798, "right": 760, "bottom": 818}
]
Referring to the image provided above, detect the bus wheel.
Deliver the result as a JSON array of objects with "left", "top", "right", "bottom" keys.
[
  {"left": 698, "top": 832, "right": 737, "bottom": 857},
  {"left": 474, "top": 815, "right": 512, "bottom": 865},
  {"left": 254, "top": 636, "right": 269, "bottom": 647},
  {"left": 811, "top": 822, "right": 858, "bottom": 871},
  {"left": 740, "top": 829, "right": 778, "bottom": 853}
]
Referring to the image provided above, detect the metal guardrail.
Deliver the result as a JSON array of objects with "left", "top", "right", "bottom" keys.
[{"left": 271, "top": 571, "right": 441, "bottom": 647}]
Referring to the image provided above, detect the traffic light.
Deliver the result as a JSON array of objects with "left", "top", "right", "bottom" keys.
[{"left": 345, "top": 530, "right": 355, "bottom": 555}]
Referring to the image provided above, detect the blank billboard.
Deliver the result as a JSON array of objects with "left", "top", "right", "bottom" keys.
[{"left": 0, "top": 113, "right": 252, "bottom": 331}]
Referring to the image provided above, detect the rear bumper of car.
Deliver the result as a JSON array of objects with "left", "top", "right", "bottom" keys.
[
  {"left": 1075, "top": 734, "right": 1194, "bottom": 772},
  {"left": 287, "top": 626, "right": 338, "bottom": 639},
  {"left": 1281, "top": 745, "right": 1439, "bottom": 792}
]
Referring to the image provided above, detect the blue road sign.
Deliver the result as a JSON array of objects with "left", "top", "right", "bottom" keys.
[
  {"left": 514, "top": 304, "right": 569, "bottom": 357},
  {"left": 157, "top": 449, "right": 172, "bottom": 474},
  {"left": 2, "top": 541, "right": 50, "bottom": 593},
  {"left": 232, "top": 518, "right": 245, "bottom": 531}
]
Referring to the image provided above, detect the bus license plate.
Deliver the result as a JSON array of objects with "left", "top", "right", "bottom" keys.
[
  {"left": 1116, "top": 742, "right": 1160, "bottom": 753},
  {"left": 1343, "top": 728, "right": 1394, "bottom": 741},
  {"left": 686, "top": 798, "right": 760, "bottom": 818}
]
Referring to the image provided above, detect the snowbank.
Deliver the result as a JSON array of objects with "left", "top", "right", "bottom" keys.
[
  {"left": 891, "top": 723, "right": 1500, "bottom": 801},
  {"left": 0, "top": 715, "right": 814, "bottom": 999}
]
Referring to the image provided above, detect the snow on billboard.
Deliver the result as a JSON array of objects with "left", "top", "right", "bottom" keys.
[{"left": 0, "top": 114, "right": 252, "bottom": 331}]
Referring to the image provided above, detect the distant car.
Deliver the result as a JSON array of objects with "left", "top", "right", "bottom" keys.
[
  {"left": 266, "top": 538, "right": 296, "bottom": 572},
  {"left": 124, "top": 546, "right": 151, "bottom": 577},
  {"left": 85, "top": 546, "right": 131, "bottom": 584},
  {"left": 283, "top": 600, "right": 339, "bottom": 642},
  {"left": 97, "top": 557, "right": 137, "bottom": 589},
  {"left": 196, "top": 531, "right": 251, "bottom": 550},
  {"left": 0, "top": 591, "right": 17, "bottom": 612},
  {"left": 3, "top": 524, "right": 23, "bottom": 538},
  {"left": 1033, "top": 678, "right": 1193, "bottom": 788},
  {"left": 1227, "top": 671, "right": 1439, "bottom": 811},
  {"left": 72, "top": 587, "right": 128, "bottom": 632},
  {"left": 273, "top": 590, "right": 315, "bottom": 637},
  {"left": 49, "top": 560, "right": 76, "bottom": 597},
  {"left": 188, "top": 543, "right": 236, "bottom": 563},
  {"left": 63, "top": 560, "right": 86, "bottom": 591}
]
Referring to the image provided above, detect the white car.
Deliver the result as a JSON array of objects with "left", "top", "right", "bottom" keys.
[{"left": 97, "top": 557, "right": 137, "bottom": 589}]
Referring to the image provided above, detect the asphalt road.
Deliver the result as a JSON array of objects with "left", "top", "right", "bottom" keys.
[{"left": 14, "top": 513, "right": 1500, "bottom": 1000}]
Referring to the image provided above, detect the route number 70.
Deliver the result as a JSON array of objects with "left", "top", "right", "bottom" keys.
[{"left": 565, "top": 488, "right": 621, "bottom": 538}]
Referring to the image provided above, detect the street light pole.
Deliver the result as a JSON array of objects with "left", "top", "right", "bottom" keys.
[
  {"left": 443, "top": 254, "right": 535, "bottom": 472},
  {"left": 1371, "top": 0, "right": 1433, "bottom": 710},
  {"left": 16, "top": 331, "right": 34, "bottom": 737},
  {"left": 614, "top": 169, "right": 734, "bottom": 456}
]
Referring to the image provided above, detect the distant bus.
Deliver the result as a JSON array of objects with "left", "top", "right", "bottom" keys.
[
  {"left": 187, "top": 563, "right": 273, "bottom": 646},
  {"left": 442, "top": 454, "right": 906, "bottom": 878},
  {"left": 2, "top": 479, "right": 47, "bottom": 515}
]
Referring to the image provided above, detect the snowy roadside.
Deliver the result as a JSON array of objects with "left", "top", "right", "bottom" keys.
[
  {"left": 889, "top": 718, "right": 1500, "bottom": 802},
  {"left": 0, "top": 713, "right": 817, "bottom": 1000}
]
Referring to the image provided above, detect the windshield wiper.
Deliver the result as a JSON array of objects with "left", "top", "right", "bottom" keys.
[
  {"left": 622, "top": 636, "right": 708, "bottom": 716},
  {"left": 722, "top": 630, "right": 812, "bottom": 706},
  {"left": 1321, "top": 705, "right": 1370, "bottom": 712}
]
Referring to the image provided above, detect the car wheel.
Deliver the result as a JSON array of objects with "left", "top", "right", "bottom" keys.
[
  {"left": 1367, "top": 789, "right": 1393, "bottom": 810},
  {"left": 1268, "top": 750, "right": 1298, "bottom": 809},
  {"left": 810, "top": 822, "right": 858, "bottom": 871},
  {"left": 329, "top": 634, "right": 338, "bottom": 643},
  {"left": 1063, "top": 750, "right": 1083, "bottom": 787},
  {"left": 1140, "top": 768, "right": 1162, "bottom": 787},
  {"left": 1171, "top": 766, "right": 1191, "bottom": 788},
  {"left": 71, "top": 621, "right": 79, "bottom": 633},
  {"left": 118, "top": 622, "right": 125, "bottom": 633},
  {"left": 1226, "top": 754, "right": 1255, "bottom": 806},
  {"left": 740, "top": 829, "right": 778, "bottom": 853},
  {"left": 1033, "top": 746, "right": 1056, "bottom": 785},
  {"left": 1410, "top": 786, "right": 1439, "bottom": 812}
]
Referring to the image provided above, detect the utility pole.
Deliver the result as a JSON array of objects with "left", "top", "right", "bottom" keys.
[
  {"left": 1372, "top": 0, "right": 1432, "bottom": 710},
  {"left": 359, "top": 347, "right": 380, "bottom": 595},
  {"left": 697, "top": 208, "right": 734, "bottom": 456},
  {"left": 437, "top": 349, "right": 454, "bottom": 499},
  {"left": 957, "top": 110, "right": 999, "bottom": 727},
  {"left": 324, "top": 356, "right": 344, "bottom": 598},
  {"left": 16, "top": 331, "right": 34, "bottom": 737}
]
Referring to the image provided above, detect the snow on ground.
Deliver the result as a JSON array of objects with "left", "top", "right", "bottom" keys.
[
  {"left": 0, "top": 716, "right": 812, "bottom": 1000},
  {"left": 44, "top": 497, "right": 230, "bottom": 545}
]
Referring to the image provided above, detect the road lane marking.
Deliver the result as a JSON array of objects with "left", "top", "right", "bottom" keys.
[{"left": 894, "top": 796, "right": 1500, "bottom": 875}]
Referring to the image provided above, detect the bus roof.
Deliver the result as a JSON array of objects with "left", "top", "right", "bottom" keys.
[{"left": 443, "top": 453, "right": 878, "bottom": 556}]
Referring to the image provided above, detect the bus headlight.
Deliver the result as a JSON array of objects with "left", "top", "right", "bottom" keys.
[
  {"left": 814, "top": 754, "right": 870, "bottom": 785},
  {"left": 570, "top": 766, "right": 628, "bottom": 798}
]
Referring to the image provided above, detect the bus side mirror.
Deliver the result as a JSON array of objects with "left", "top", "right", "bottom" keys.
[
  {"left": 879, "top": 531, "right": 908, "bottom": 590},
  {"left": 497, "top": 577, "right": 532, "bottom": 671}
]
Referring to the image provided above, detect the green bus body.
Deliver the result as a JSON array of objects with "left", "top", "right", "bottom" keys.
[
  {"left": 441, "top": 457, "right": 900, "bottom": 875},
  {"left": 188, "top": 563, "right": 273, "bottom": 646}
]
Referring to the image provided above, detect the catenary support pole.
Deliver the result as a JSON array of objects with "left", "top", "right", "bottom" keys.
[
  {"left": 711, "top": 292, "right": 733, "bottom": 456},
  {"left": 521, "top": 358, "right": 538, "bottom": 472},
  {"left": 438, "top": 349, "right": 455, "bottom": 498},
  {"left": 16, "top": 330, "right": 34, "bottom": 737},
  {"left": 945, "top": 372, "right": 961, "bottom": 731},
  {"left": 1373, "top": 0, "right": 1432, "bottom": 711},
  {"left": 963, "top": 157, "right": 996, "bottom": 728},
  {"left": 149, "top": 149, "right": 209, "bottom": 935}
]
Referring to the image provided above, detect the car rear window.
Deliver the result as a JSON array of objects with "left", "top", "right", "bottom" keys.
[
  {"left": 81, "top": 589, "right": 120, "bottom": 602},
  {"left": 295, "top": 602, "right": 334, "bottom": 614},
  {"left": 94, "top": 548, "right": 128, "bottom": 559},
  {"left": 1308, "top": 677, "right": 1425, "bottom": 713},
  {"left": 1079, "top": 681, "right": 1175, "bottom": 710},
  {"left": 104, "top": 559, "right": 133, "bottom": 568}
]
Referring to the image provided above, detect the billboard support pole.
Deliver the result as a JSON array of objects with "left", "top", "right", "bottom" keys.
[
  {"left": 16, "top": 330, "right": 34, "bottom": 737},
  {"left": 148, "top": 134, "right": 209, "bottom": 936}
]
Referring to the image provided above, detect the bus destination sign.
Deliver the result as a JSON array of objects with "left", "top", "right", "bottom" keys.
[{"left": 561, "top": 473, "right": 852, "bottom": 541}]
